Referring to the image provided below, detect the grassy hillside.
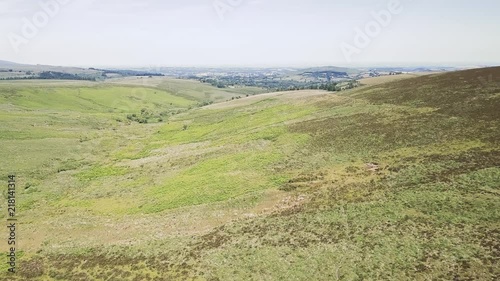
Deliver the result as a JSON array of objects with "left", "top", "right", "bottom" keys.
[
  {"left": 0, "top": 68, "right": 499, "bottom": 280},
  {"left": 109, "top": 77, "right": 268, "bottom": 103},
  {"left": 0, "top": 62, "right": 103, "bottom": 80}
]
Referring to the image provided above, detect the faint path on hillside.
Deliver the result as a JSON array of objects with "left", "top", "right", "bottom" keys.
[{"left": 205, "top": 90, "right": 331, "bottom": 110}]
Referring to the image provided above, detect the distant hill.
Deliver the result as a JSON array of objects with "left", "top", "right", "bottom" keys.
[
  {"left": 0, "top": 60, "right": 23, "bottom": 67},
  {"left": 300, "top": 66, "right": 361, "bottom": 75},
  {"left": 0, "top": 60, "right": 161, "bottom": 81}
]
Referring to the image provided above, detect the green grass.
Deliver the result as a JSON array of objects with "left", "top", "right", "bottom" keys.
[
  {"left": 152, "top": 103, "right": 314, "bottom": 145},
  {"left": 1, "top": 68, "right": 499, "bottom": 280},
  {"left": 156, "top": 78, "right": 267, "bottom": 102},
  {"left": 0, "top": 85, "right": 195, "bottom": 113},
  {"left": 143, "top": 150, "right": 286, "bottom": 213},
  {"left": 76, "top": 165, "right": 129, "bottom": 181}
]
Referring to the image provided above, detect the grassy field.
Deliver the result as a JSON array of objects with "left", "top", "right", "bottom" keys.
[
  {"left": 108, "top": 77, "right": 268, "bottom": 103},
  {"left": 0, "top": 68, "right": 499, "bottom": 280}
]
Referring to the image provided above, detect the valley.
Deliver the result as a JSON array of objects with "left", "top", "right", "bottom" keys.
[{"left": 0, "top": 67, "right": 498, "bottom": 280}]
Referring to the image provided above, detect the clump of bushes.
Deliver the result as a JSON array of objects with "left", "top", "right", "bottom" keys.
[{"left": 126, "top": 108, "right": 158, "bottom": 124}]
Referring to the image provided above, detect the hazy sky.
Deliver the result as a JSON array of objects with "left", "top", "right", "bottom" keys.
[{"left": 1, "top": 0, "right": 499, "bottom": 67}]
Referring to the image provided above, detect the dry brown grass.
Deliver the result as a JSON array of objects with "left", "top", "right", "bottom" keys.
[{"left": 359, "top": 72, "right": 435, "bottom": 86}]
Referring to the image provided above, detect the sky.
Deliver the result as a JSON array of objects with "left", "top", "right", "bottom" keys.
[{"left": 0, "top": 0, "right": 499, "bottom": 67}]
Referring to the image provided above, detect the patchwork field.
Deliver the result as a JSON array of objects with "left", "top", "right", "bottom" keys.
[{"left": 0, "top": 68, "right": 499, "bottom": 280}]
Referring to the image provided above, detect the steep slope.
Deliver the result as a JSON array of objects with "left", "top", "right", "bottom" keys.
[
  {"left": 352, "top": 67, "right": 500, "bottom": 120},
  {"left": 187, "top": 68, "right": 500, "bottom": 280}
]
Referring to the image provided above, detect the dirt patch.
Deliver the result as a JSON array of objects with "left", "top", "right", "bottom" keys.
[{"left": 365, "top": 163, "right": 380, "bottom": 172}]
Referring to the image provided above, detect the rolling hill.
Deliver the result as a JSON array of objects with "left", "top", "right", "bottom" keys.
[
  {"left": 0, "top": 60, "right": 22, "bottom": 67},
  {"left": 0, "top": 68, "right": 498, "bottom": 280}
]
